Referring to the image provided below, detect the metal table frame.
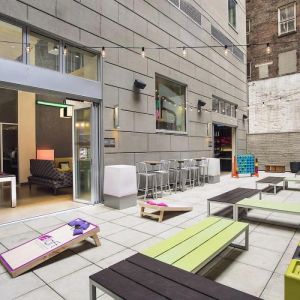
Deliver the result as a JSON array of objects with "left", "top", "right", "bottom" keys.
[{"left": 0, "top": 175, "right": 16, "bottom": 207}]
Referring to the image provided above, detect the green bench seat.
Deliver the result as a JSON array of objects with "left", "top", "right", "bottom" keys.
[
  {"left": 234, "top": 198, "right": 300, "bottom": 221},
  {"left": 142, "top": 216, "right": 249, "bottom": 273}
]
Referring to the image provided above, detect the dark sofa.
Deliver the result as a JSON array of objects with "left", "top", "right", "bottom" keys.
[{"left": 28, "top": 159, "right": 73, "bottom": 195}]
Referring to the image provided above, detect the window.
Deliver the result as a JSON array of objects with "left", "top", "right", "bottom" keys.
[
  {"left": 0, "top": 20, "right": 23, "bottom": 62},
  {"left": 247, "top": 62, "right": 251, "bottom": 80},
  {"left": 246, "top": 19, "right": 250, "bottom": 44},
  {"left": 228, "top": 0, "right": 237, "bottom": 28},
  {"left": 278, "top": 50, "right": 297, "bottom": 75},
  {"left": 212, "top": 96, "right": 237, "bottom": 118},
  {"left": 155, "top": 75, "right": 186, "bottom": 132},
  {"left": 255, "top": 63, "right": 271, "bottom": 79},
  {"left": 278, "top": 3, "right": 296, "bottom": 35},
  {"left": 29, "top": 32, "right": 60, "bottom": 71},
  {"left": 212, "top": 97, "right": 219, "bottom": 113},
  {"left": 65, "top": 45, "right": 99, "bottom": 81}
]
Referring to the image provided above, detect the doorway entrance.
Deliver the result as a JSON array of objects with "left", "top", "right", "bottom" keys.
[
  {"left": 0, "top": 88, "right": 101, "bottom": 224},
  {"left": 213, "top": 124, "right": 236, "bottom": 172}
]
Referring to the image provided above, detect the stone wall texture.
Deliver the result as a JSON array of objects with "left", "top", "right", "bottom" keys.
[{"left": 0, "top": 0, "right": 247, "bottom": 165}]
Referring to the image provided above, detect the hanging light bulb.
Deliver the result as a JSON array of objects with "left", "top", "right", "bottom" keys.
[
  {"left": 26, "top": 44, "right": 31, "bottom": 53},
  {"left": 190, "top": 106, "right": 193, "bottom": 111},
  {"left": 63, "top": 45, "right": 68, "bottom": 56},
  {"left": 182, "top": 47, "right": 187, "bottom": 57},
  {"left": 266, "top": 43, "right": 271, "bottom": 54},
  {"left": 101, "top": 47, "right": 106, "bottom": 58},
  {"left": 262, "top": 101, "right": 265, "bottom": 107},
  {"left": 141, "top": 47, "right": 145, "bottom": 58},
  {"left": 224, "top": 45, "right": 228, "bottom": 56}
]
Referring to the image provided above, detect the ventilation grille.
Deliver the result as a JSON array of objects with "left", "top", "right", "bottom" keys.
[
  {"left": 168, "top": 0, "right": 201, "bottom": 26},
  {"left": 211, "top": 25, "right": 244, "bottom": 62},
  {"left": 169, "top": 0, "right": 179, "bottom": 7}
]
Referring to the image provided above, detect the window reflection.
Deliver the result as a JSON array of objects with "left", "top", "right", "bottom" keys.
[
  {"left": 29, "top": 32, "right": 60, "bottom": 71},
  {"left": 65, "top": 45, "right": 98, "bottom": 81},
  {"left": 0, "top": 20, "right": 23, "bottom": 62},
  {"left": 156, "top": 76, "right": 186, "bottom": 132}
]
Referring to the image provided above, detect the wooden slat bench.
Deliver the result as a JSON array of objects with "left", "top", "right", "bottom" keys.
[
  {"left": 89, "top": 253, "right": 261, "bottom": 300},
  {"left": 234, "top": 198, "right": 300, "bottom": 225},
  {"left": 142, "top": 216, "right": 249, "bottom": 273},
  {"left": 138, "top": 200, "right": 193, "bottom": 222}
]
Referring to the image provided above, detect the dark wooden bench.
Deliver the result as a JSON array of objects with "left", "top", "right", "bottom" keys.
[
  {"left": 89, "top": 253, "right": 261, "bottom": 300},
  {"left": 207, "top": 187, "right": 262, "bottom": 216}
]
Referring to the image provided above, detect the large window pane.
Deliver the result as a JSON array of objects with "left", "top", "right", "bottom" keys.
[
  {"left": 0, "top": 88, "right": 18, "bottom": 123},
  {"left": 228, "top": 0, "right": 237, "bottom": 28},
  {"left": 29, "top": 32, "right": 60, "bottom": 71},
  {"left": 65, "top": 45, "right": 98, "bottom": 81},
  {"left": 0, "top": 20, "right": 23, "bottom": 62},
  {"left": 156, "top": 76, "right": 186, "bottom": 132},
  {"left": 212, "top": 97, "right": 219, "bottom": 113}
]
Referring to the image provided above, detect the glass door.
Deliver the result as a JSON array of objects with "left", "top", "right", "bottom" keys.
[{"left": 73, "top": 104, "right": 92, "bottom": 203}]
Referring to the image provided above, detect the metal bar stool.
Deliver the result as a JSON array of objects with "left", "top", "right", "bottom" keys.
[
  {"left": 199, "top": 158, "right": 209, "bottom": 185},
  {"left": 154, "top": 160, "right": 171, "bottom": 197},
  {"left": 136, "top": 162, "right": 157, "bottom": 200}
]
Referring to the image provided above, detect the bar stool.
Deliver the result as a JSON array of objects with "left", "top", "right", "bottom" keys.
[
  {"left": 169, "top": 160, "right": 179, "bottom": 192},
  {"left": 154, "top": 160, "right": 171, "bottom": 196},
  {"left": 189, "top": 159, "right": 199, "bottom": 188},
  {"left": 199, "top": 158, "right": 209, "bottom": 185},
  {"left": 183, "top": 159, "right": 193, "bottom": 187},
  {"left": 136, "top": 162, "right": 157, "bottom": 200}
]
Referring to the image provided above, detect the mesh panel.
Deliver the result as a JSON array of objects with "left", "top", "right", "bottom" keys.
[
  {"left": 211, "top": 25, "right": 244, "bottom": 62},
  {"left": 180, "top": 0, "right": 201, "bottom": 26},
  {"left": 169, "top": 0, "right": 179, "bottom": 7}
]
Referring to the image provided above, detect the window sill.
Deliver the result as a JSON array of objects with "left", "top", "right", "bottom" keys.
[
  {"left": 278, "top": 30, "right": 297, "bottom": 37},
  {"left": 228, "top": 23, "right": 238, "bottom": 34},
  {"left": 156, "top": 129, "right": 188, "bottom": 135}
]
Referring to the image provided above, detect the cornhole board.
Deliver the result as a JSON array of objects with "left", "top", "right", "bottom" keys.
[
  {"left": 139, "top": 200, "right": 192, "bottom": 222},
  {"left": 0, "top": 219, "right": 100, "bottom": 277}
]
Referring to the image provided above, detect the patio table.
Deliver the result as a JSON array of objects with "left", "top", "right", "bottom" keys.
[
  {"left": 207, "top": 187, "right": 262, "bottom": 216},
  {"left": 0, "top": 174, "right": 17, "bottom": 207},
  {"left": 256, "top": 176, "right": 285, "bottom": 194}
]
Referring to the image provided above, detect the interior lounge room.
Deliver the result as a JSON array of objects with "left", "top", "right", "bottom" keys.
[{"left": 0, "top": 87, "right": 96, "bottom": 223}]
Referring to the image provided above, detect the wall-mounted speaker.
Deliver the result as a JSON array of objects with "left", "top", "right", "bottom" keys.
[{"left": 134, "top": 79, "right": 146, "bottom": 89}]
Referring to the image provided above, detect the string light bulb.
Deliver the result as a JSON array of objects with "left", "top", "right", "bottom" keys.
[
  {"left": 26, "top": 44, "right": 31, "bottom": 53},
  {"left": 63, "top": 45, "right": 68, "bottom": 56},
  {"left": 141, "top": 47, "right": 145, "bottom": 58},
  {"left": 101, "top": 47, "right": 106, "bottom": 58},
  {"left": 262, "top": 101, "right": 265, "bottom": 107},
  {"left": 266, "top": 43, "right": 271, "bottom": 54},
  {"left": 224, "top": 45, "right": 228, "bottom": 56},
  {"left": 182, "top": 47, "right": 187, "bottom": 57}
]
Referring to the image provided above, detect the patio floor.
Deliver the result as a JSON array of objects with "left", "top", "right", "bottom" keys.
[{"left": 0, "top": 172, "right": 299, "bottom": 299}]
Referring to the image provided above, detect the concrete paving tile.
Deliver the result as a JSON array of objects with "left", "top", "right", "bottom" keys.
[
  {"left": 15, "top": 285, "right": 63, "bottom": 300},
  {"left": 105, "top": 228, "right": 152, "bottom": 247},
  {"left": 205, "top": 258, "right": 272, "bottom": 297},
  {"left": 178, "top": 214, "right": 208, "bottom": 228},
  {"left": 99, "top": 222, "right": 127, "bottom": 237},
  {"left": 157, "top": 227, "right": 183, "bottom": 239},
  {"left": 0, "top": 272, "right": 45, "bottom": 300},
  {"left": 133, "top": 221, "right": 172, "bottom": 235},
  {"left": 253, "top": 223, "right": 295, "bottom": 239},
  {"left": 223, "top": 245, "right": 282, "bottom": 272},
  {"left": 96, "top": 249, "right": 137, "bottom": 269},
  {"left": 33, "top": 250, "right": 91, "bottom": 283},
  {"left": 24, "top": 216, "right": 64, "bottom": 231},
  {"left": 50, "top": 265, "right": 102, "bottom": 300},
  {"left": 95, "top": 211, "right": 126, "bottom": 221},
  {"left": 249, "top": 231, "right": 292, "bottom": 253},
  {"left": 112, "top": 215, "right": 148, "bottom": 227},
  {"left": 0, "top": 230, "right": 40, "bottom": 250},
  {"left": 55, "top": 211, "right": 106, "bottom": 225},
  {"left": 72, "top": 238, "right": 125, "bottom": 262},
  {"left": 79, "top": 205, "right": 113, "bottom": 216},
  {"left": 131, "top": 237, "right": 163, "bottom": 252},
  {"left": 261, "top": 272, "right": 284, "bottom": 300},
  {"left": 0, "top": 223, "right": 33, "bottom": 239},
  {"left": 119, "top": 206, "right": 139, "bottom": 215}
]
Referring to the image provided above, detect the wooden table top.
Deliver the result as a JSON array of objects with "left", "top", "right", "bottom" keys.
[
  {"left": 208, "top": 187, "right": 261, "bottom": 204},
  {"left": 257, "top": 176, "right": 285, "bottom": 184},
  {"left": 90, "top": 253, "right": 260, "bottom": 300}
]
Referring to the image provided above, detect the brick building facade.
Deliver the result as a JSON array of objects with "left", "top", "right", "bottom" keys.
[{"left": 247, "top": 0, "right": 300, "bottom": 170}]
